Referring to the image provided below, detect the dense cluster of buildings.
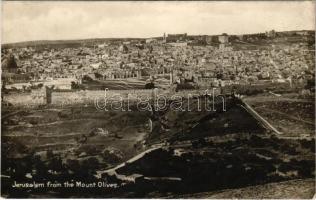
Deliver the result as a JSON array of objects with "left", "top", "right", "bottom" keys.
[{"left": 1, "top": 30, "right": 315, "bottom": 90}]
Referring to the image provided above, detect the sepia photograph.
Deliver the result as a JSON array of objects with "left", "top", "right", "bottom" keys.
[{"left": 1, "top": 1, "right": 315, "bottom": 198}]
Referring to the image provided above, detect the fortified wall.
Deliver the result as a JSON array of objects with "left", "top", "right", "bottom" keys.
[{"left": 4, "top": 87, "right": 222, "bottom": 107}]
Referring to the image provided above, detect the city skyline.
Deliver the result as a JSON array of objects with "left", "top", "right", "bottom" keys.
[{"left": 2, "top": 1, "right": 315, "bottom": 44}]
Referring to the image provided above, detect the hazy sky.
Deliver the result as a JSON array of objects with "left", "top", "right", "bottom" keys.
[{"left": 2, "top": 1, "right": 315, "bottom": 44}]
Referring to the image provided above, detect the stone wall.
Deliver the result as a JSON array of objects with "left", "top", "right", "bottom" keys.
[{"left": 4, "top": 88, "right": 221, "bottom": 107}]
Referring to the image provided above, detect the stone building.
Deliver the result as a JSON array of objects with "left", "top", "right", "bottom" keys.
[{"left": 218, "top": 33, "right": 229, "bottom": 44}]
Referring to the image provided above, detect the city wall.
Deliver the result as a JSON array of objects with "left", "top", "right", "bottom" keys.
[{"left": 4, "top": 88, "right": 221, "bottom": 108}]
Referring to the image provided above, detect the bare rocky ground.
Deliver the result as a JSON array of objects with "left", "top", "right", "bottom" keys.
[
  {"left": 244, "top": 93, "right": 315, "bottom": 138},
  {"left": 168, "top": 178, "right": 315, "bottom": 199}
]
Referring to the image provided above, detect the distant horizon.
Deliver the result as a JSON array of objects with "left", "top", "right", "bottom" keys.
[
  {"left": 2, "top": 29, "right": 315, "bottom": 46},
  {"left": 2, "top": 1, "right": 315, "bottom": 44}
]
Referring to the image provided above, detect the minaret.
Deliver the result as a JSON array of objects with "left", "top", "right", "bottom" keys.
[{"left": 137, "top": 70, "right": 142, "bottom": 79}]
